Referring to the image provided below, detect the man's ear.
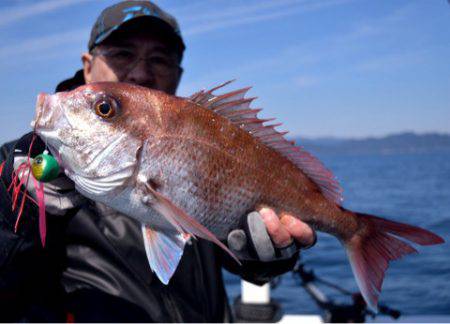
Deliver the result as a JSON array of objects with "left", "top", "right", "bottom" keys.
[
  {"left": 82, "top": 52, "right": 93, "bottom": 84},
  {"left": 174, "top": 66, "right": 184, "bottom": 92}
]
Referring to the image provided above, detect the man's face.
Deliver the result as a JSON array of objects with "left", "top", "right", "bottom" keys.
[{"left": 82, "top": 24, "right": 182, "bottom": 95}]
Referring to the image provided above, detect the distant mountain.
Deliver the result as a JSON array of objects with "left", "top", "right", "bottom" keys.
[{"left": 294, "top": 132, "right": 450, "bottom": 155}]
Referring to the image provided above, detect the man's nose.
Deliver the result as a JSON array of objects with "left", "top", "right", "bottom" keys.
[{"left": 124, "top": 59, "right": 156, "bottom": 87}]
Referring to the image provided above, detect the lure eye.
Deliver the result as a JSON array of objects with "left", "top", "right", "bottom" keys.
[{"left": 94, "top": 97, "right": 119, "bottom": 119}]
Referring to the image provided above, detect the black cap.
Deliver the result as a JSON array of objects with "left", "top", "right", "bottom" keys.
[
  {"left": 88, "top": 0, "right": 185, "bottom": 52},
  {"left": 56, "top": 1, "right": 185, "bottom": 92}
]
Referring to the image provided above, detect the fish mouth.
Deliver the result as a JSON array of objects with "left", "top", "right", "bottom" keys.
[
  {"left": 33, "top": 92, "right": 67, "bottom": 133},
  {"left": 32, "top": 92, "right": 66, "bottom": 158},
  {"left": 32, "top": 92, "right": 50, "bottom": 130}
]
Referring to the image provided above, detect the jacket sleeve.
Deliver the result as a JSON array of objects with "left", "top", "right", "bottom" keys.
[
  {"left": 0, "top": 133, "right": 48, "bottom": 317},
  {"left": 0, "top": 133, "right": 44, "bottom": 263}
]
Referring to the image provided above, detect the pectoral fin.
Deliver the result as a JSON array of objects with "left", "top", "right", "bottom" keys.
[
  {"left": 142, "top": 225, "right": 188, "bottom": 284},
  {"left": 143, "top": 183, "right": 240, "bottom": 264}
]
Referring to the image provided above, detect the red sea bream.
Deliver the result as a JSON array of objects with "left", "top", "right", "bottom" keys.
[{"left": 32, "top": 81, "right": 444, "bottom": 311}]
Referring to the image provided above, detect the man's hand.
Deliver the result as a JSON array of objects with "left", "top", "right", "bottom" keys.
[
  {"left": 227, "top": 208, "right": 316, "bottom": 262},
  {"left": 258, "top": 207, "right": 316, "bottom": 249}
]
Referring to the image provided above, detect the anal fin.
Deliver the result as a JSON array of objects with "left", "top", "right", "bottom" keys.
[{"left": 141, "top": 225, "right": 188, "bottom": 284}]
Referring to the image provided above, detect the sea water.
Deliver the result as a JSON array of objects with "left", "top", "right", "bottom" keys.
[{"left": 224, "top": 152, "right": 450, "bottom": 316}]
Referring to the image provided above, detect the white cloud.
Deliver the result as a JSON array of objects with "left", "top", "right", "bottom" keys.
[
  {"left": 180, "top": 0, "right": 305, "bottom": 23},
  {"left": 180, "top": 2, "right": 424, "bottom": 95},
  {"left": 182, "top": 0, "right": 354, "bottom": 36},
  {"left": 0, "top": 0, "right": 354, "bottom": 70},
  {"left": 0, "top": 0, "right": 93, "bottom": 27},
  {"left": 0, "top": 28, "right": 88, "bottom": 60},
  {"left": 294, "top": 75, "right": 319, "bottom": 87},
  {"left": 354, "top": 50, "right": 425, "bottom": 73},
  {"left": 330, "top": 3, "right": 415, "bottom": 46}
]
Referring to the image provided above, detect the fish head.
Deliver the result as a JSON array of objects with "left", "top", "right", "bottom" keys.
[{"left": 32, "top": 82, "right": 164, "bottom": 198}]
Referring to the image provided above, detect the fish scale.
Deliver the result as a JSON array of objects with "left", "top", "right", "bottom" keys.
[
  {"left": 33, "top": 81, "right": 444, "bottom": 310},
  {"left": 144, "top": 137, "right": 258, "bottom": 238}
]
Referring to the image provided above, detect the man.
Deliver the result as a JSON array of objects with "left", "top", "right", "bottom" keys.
[{"left": 0, "top": 1, "right": 315, "bottom": 321}]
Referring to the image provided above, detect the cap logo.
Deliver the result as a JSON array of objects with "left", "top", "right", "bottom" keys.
[{"left": 123, "top": 5, "right": 152, "bottom": 18}]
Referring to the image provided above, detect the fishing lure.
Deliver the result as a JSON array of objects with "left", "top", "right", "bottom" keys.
[
  {"left": 1, "top": 135, "right": 54, "bottom": 247},
  {"left": 31, "top": 150, "right": 60, "bottom": 182}
]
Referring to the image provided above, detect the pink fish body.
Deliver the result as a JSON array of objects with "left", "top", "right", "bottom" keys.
[{"left": 33, "top": 82, "right": 444, "bottom": 310}]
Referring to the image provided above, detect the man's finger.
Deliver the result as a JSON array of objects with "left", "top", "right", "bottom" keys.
[
  {"left": 227, "top": 229, "right": 247, "bottom": 252},
  {"left": 258, "top": 207, "right": 292, "bottom": 248},
  {"left": 280, "top": 214, "right": 315, "bottom": 248}
]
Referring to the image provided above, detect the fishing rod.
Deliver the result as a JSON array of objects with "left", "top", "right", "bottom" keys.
[{"left": 291, "top": 260, "right": 401, "bottom": 323}]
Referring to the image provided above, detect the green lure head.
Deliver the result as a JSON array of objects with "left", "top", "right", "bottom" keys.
[{"left": 31, "top": 151, "right": 60, "bottom": 182}]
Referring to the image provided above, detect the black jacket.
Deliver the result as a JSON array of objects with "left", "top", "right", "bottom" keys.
[{"left": 0, "top": 73, "right": 297, "bottom": 322}]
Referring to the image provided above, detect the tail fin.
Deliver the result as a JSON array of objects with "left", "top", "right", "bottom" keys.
[{"left": 344, "top": 211, "right": 444, "bottom": 312}]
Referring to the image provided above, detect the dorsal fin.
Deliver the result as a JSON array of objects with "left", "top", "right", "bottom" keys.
[{"left": 189, "top": 81, "right": 343, "bottom": 205}]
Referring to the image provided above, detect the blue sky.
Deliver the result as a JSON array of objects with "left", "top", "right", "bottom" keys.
[{"left": 0, "top": 0, "right": 449, "bottom": 143}]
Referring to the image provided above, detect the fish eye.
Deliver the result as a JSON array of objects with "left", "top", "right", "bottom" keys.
[{"left": 94, "top": 97, "right": 119, "bottom": 119}]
